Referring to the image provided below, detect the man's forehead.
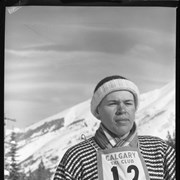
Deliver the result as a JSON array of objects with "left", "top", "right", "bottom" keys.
[{"left": 104, "top": 90, "right": 134, "bottom": 100}]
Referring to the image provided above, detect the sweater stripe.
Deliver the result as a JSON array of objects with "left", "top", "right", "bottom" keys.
[{"left": 53, "top": 136, "right": 176, "bottom": 180}]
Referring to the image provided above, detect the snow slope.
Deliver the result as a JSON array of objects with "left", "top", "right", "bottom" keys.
[{"left": 5, "top": 81, "right": 175, "bottom": 178}]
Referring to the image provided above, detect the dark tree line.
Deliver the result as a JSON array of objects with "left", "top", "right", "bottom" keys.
[
  {"left": 5, "top": 131, "right": 20, "bottom": 180},
  {"left": 25, "top": 160, "right": 52, "bottom": 180},
  {"left": 5, "top": 131, "right": 52, "bottom": 180},
  {"left": 165, "top": 131, "right": 175, "bottom": 149}
]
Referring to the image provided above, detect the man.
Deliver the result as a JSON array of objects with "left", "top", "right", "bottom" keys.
[{"left": 53, "top": 75, "right": 175, "bottom": 180}]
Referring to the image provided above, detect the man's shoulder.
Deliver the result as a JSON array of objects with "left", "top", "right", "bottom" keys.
[
  {"left": 138, "top": 135, "right": 164, "bottom": 141},
  {"left": 138, "top": 135, "right": 168, "bottom": 149},
  {"left": 60, "top": 137, "right": 97, "bottom": 169},
  {"left": 65, "top": 136, "right": 97, "bottom": 156}
]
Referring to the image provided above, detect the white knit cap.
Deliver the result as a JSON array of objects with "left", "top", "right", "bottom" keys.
[{"left": 91, "top": 78, "right": 140, "bottom": 118}]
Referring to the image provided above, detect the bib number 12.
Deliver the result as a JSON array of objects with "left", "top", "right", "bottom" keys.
[{"left": 111, "top": 165, "right": 139, "bottom": 180}]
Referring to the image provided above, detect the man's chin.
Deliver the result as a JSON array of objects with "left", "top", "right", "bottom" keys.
[{"left": 114, "top": 127, "right": 131, "bottom": 137}]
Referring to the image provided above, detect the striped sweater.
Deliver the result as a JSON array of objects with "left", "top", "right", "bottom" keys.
[{"left": 53, "top": 136, "right": 176, "bottom": 180}]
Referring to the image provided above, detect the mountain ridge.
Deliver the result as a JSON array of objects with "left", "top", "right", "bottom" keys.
[{"left": 5, "top": 81, "right": 175, "bottom": 178}]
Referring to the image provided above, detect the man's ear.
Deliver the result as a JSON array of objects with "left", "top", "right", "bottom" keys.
[{"left": 95, "top": 106, "right": 101, "bottom": 120}]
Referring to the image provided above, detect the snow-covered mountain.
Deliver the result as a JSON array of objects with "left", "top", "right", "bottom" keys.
[{"left": 5, "top": 81, "right": 175, "bottom": 179}]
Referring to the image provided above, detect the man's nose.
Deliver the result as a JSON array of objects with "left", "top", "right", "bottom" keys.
[{"left": 115, "top": 103, "right": 126, "bottom": 115}]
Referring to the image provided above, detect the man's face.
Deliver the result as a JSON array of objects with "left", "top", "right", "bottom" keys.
[{"left": 97, "top": 90, "right": 136, "bottom": 137}]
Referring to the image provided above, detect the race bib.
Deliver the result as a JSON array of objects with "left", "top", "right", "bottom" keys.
[{"left": 97, "top": 146, "right": 150, "bottom": 180}]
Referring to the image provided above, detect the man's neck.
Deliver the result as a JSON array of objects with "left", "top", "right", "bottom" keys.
[{"left": 101, "top": 123, "right": 130, "bottom": 139}]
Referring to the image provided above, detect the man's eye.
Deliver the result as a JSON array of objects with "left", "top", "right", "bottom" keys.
[
  {"left": 125, "top": 102, "right": 133, "bottom": 105},
  {"left": 108, "top": 102, "right": 116, "bottom": 105}
]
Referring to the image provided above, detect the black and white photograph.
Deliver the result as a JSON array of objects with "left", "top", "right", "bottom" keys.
[{"left": 4, "top": 3, "right": 177, "bottom": 180}]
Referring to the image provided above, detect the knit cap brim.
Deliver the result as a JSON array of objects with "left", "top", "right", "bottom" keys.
[{"left": 90, "top": 78, "right": 140, "bottom": 118}]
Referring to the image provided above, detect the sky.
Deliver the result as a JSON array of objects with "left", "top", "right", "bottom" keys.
[{"left": 4, "top": 6, "right": 176, "bottom": 129}]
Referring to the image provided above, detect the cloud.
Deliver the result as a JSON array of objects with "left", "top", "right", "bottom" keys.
[
  {"left": 5, "top": 6, "right": 176, "bottom": 128},
  {"left": 5, "top": 80, "right": 92, "bottom": 102},
  {"left": 5, "top": 44, "right": 175, "bottom": 93},
  {"left": 7, "top": 25, "right": 174, "bottom": 64},
  {"left": 11, "top": 27, "right": 136, "bottom": 55}
]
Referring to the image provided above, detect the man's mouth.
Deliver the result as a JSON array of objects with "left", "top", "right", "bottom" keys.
[{"left": 115, "top": 118, "right": 129, "bottom": 123}]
